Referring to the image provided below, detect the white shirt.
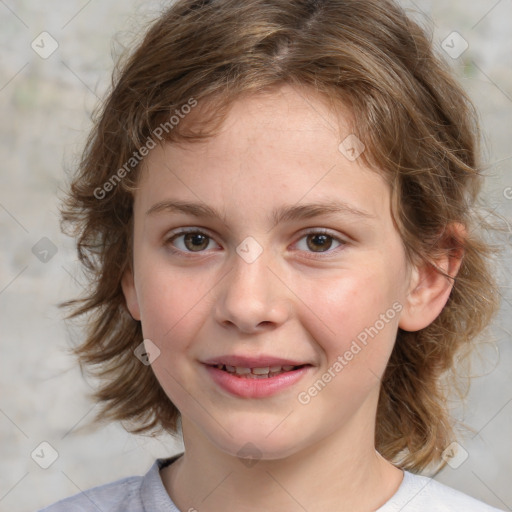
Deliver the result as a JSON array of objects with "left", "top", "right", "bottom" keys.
[
  {"left": 39, "top": 454, "right": 506, "bottom": 511},
  {"left": 376, "top": 468, "right": 505, "bottom": 511}
]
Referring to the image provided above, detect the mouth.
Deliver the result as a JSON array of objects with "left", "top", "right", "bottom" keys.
[
  {"left": 208, "top": 363, "right": 310, "bottom": 379},
  {"left": 203, "top": 361, "right": 313, "bottom": 398}
]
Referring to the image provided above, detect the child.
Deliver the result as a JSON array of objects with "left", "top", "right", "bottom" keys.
[{"left": 41, "top": 0, "right": 506, "bottom": 510}]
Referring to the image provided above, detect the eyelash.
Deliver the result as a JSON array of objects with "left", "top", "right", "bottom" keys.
[{"left": 164, "top": 227, "right": 347, "bottom": 259}]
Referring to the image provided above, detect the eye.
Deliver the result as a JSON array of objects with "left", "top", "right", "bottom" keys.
[
  {"left": 293, "top": 230, "right": 345, "bottom": 255},
  {"left": 164, "top": 228, "right": 346, "bottom": 257},
  {"left": 165, "top": 229, "right": 220, "bottom": 253}
]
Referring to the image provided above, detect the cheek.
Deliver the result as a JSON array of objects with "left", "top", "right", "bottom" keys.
[
  {"left": 299, "top": 269, "right": 401, "bottom": 370},
  {"left": 135, "top": 267, "right": 209, "bottom": 409},
  {"left": 134, "top": 261, "right": 200, "bottom": 347}
]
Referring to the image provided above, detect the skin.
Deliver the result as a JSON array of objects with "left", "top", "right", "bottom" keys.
[{"left": 122, "top": 84, "right": 462, "bottom": 511}]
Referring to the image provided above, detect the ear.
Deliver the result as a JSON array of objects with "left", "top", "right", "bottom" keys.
[
  {"left": 399, "top": 223, "right": 465, "bottom": 332},
  {"left": 121, "top": 267, "right": 141, "bottom": 321}
]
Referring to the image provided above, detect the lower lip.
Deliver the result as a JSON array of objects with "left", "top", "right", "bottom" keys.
[{"left": 204, "top": 364, "right": 312, "bottom": 398}]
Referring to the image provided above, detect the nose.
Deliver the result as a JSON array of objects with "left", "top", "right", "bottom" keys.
[{"left": 213, "top": 245, "right": 292, "bottom": 334}]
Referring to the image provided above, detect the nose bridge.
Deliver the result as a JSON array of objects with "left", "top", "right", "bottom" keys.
[{"left": 214, "top": 237, "right": 291, "bottom": 332}]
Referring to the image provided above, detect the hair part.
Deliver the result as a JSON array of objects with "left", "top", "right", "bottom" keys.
[{"left": 60, "top": 0, "right": 501, "bottom": 472}]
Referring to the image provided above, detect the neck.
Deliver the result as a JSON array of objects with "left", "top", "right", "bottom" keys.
[{"left": 161, "top": 411, "right": 403, "bottom": 512}]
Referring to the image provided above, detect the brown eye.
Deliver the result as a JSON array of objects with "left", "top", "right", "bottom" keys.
[
  {"left": 294, "top": 230, "right": 345, "bottom": 256},
  {"left": 183, "top": 232, "right": 210, "bottom": 251},
  {"left": 167, "top": 230, "right": 218, "bottom": 253},
  {"left": 306, "top": 234, "right": 334, "bottom": 252}
]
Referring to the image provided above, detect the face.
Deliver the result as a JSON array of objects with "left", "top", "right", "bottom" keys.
[{"left": 123, "top": 84, "right": 416, "bottom": 460}]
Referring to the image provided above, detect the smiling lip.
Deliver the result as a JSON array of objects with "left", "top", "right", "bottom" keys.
[
  {"left": 202, "top": 355, "right": 313, "bottom": 398},
  {"left": 202, "top": 355, "right": 309, "bottom": 367}
]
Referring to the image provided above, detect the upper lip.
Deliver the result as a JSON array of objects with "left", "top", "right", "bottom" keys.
[{"left": 202, "top": 355, "right": 311, "bottom": 368}]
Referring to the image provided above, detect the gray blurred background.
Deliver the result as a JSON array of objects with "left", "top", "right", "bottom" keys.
[{"left": 0, "top": 1, "right": 511, "bottom": 511}]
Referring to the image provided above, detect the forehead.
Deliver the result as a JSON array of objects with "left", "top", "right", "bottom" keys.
[{"left": 136, "top": 85, "right": 391, "bottom": 225}]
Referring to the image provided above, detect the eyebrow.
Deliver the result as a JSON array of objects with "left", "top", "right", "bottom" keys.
[{"left": 145, "top": 199, "right": 375, "bottom": 229}]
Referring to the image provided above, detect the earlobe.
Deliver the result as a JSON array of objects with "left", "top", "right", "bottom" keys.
[
  {"left": 398, "top": 224, "right": 465, "bottom": 332},
  {"left": 121, "top": 268, "right": 141, "bottom": 321}
]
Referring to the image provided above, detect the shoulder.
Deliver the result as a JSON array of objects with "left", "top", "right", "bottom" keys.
[
  {"left": 37, "top": 474, "right": 144, "bottom": 512},
  {"left": 378, "top": 471, "right": 506, "bottom": 512},
  {"left": 36, "top": 456, "right": 182, "bottom": 512}
]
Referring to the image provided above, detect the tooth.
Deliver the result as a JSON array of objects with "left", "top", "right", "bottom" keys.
[
  {"left": 282, "top": 365, "right": 295, "bottom": 371},
  {"left": 225, "top": 365, "right": 236, "bottom": 372},
  {"left": 252, "top": 367, "right": 270, "bottom": 374},
  {"left": 235, "top": 367, "right": 251, "bottom": 375},
  {"left": 269, "top": 365, "right": 282, "bottom": 372}
]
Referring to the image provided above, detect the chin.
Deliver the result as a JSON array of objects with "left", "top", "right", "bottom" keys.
[{"left": 208, "top": 417, "right": 305, "bottom": 462}]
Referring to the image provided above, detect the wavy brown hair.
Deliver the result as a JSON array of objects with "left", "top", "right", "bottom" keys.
[{"left": 60, "top": 0, "right": 501, "bottom": 472}]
